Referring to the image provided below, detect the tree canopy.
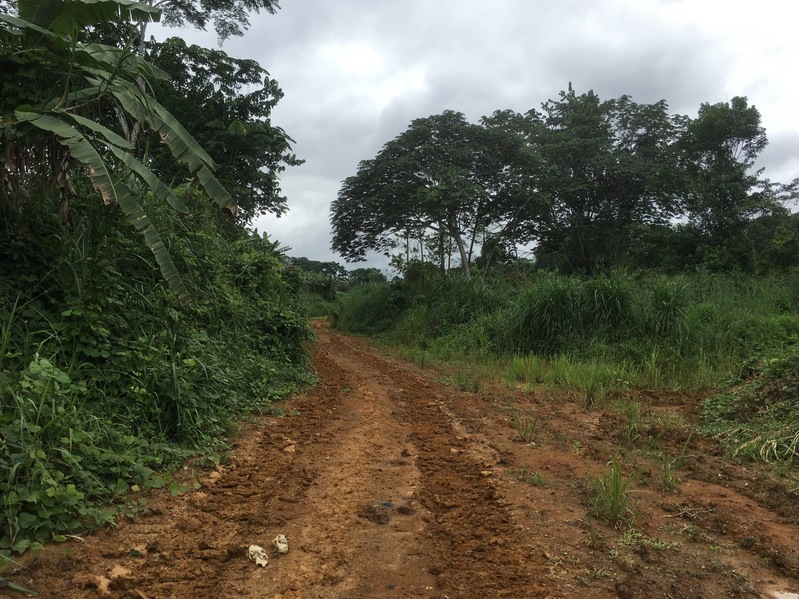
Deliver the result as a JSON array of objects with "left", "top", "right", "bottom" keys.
[
  {"left": 0, "top": 0, "right": 236, "bottom": 300},
  {"left": 144, "top": 36, "right": 302, "bottom": 223},
  {"left": 331, "top": 88, "right": 797, "bottom": 276},
  {"left": 1, "top": 0, "right": 300, "bottom": 298},
  {"left": 331, "top": 110, "right": 537, "bottom": 278},
  {"left": 158, "top": 0, "right": 280, "bottom": 42},
  {"left": 502, "top": 89, "right": 685, "bottom": 274}
]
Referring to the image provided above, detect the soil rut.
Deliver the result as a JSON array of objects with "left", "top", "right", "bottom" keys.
[{"left": 5, "top": 321, "right": 799, "bottom": 598}]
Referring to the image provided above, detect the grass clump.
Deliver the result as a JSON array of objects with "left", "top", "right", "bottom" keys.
[
  {"left": 587, "top": 457, "right": 635, "bottom": 525},
  {"left": 658, "top": 432, "right": 694, "bottom": 492},
  {"left": 333, "top": 283, "right": 407, "bottom": 335},
  {"left": 619, "top": 528, "right": 677, "bottom": 551},
  {"left": 513, "top": 413, "right": 539, "bottom": 443},
  {"left": 509, "top": 465, "right": 545, "bottom": 486}
]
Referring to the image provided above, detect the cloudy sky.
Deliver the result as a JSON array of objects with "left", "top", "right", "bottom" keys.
[{"left": 154, "top": 0, "right": 799, "bottom": 271}]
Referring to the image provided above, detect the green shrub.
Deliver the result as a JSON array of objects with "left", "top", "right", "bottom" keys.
[
  {"left": 334, "top": 283, "right": 407, "bottom": 335},
  {"left": 0, "top": 186, "right": 313, "bottom": 555},
  {"left": 510, "top": 273, "right": 587, "bottom": 355}
]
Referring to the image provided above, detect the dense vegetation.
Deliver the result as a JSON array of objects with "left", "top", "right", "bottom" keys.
[
  {"left": 333, "top": 270, "right": 799, "bottom": 464},
  {"left": 0, "top": 0, "right": 310, "bottom": 559},
  {"left": 1, "top": 187, "right": 311, "bottom": 554}
]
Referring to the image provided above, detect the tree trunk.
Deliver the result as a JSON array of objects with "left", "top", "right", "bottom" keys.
[{"left": 448, "top": 213, "right": 471, "bottom": 279}]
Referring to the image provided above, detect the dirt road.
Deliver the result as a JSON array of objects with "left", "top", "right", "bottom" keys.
[{"left": 6, "top": 321, "right": 799, "bottom": 598}]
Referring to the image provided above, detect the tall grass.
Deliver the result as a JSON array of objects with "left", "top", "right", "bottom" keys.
[
  {"left": 335, "top": 270, "right": 799, "bottom": 391},
  {"left": 334, "top": 269, "right": 799, "bottom": 468},
  {"left": 333, "top": 283, "right": 407, "bottom": 335},
  {"left": 587, "top": 457, "right": 635, "bottom": 525}
]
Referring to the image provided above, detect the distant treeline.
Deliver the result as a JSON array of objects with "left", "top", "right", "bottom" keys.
[{"left": 331, "top": 90, "right": 798, "bottom": 278}]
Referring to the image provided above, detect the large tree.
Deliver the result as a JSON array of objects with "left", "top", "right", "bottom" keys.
[
  {"left": 493, "top": 88, "right": 684, "bottom": 274},
  {"left": 144, "top": 36, "right": 302, "bottom": 222},
  {"left": 678, "top": 96, "right": 775, "bottom": 271},
  {"left": 331, "top": 110, "right": 537, "bottom": 278}
]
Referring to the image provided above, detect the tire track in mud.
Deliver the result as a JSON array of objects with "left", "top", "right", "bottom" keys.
[
  {"left": 323, "top": 334, "right": 552, "bottom": 598},
  {"left": 10, "top": 322, "right": 551, "bottom": 598},
  {"left": 8, "top": 322, "right": 799, "bottom": 599}
]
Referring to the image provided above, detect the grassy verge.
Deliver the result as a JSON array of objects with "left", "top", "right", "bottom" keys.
[{"left": 334, "top": 270, "right": 799, "bottom": 464}]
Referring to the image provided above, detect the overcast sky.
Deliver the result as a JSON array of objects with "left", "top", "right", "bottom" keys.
[{"left": 154, "top": 0, "right": 799, "bottom": 272}]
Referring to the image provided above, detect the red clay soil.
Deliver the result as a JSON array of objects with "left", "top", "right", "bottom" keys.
[{"left": 4, "top": 321, "right": 799, "bottom": 598}]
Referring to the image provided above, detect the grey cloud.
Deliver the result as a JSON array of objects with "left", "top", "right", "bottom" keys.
[{"left": 153, "top": 1, "right": 799, "bottom": 270}]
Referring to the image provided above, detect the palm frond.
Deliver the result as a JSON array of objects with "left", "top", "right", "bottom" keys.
[
  {"left": 19, "top": 0, "right": 160, "bottom": 35},
  {"left": 16, "top": 109, "right": 190, "bottom": 301}
]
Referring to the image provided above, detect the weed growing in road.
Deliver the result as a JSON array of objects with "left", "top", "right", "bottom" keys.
[
  {"left": 514, "top": 413, "right": 539, "bottom": 443},
  {"left": 580, "top": 378, "right": 609, "bottom": 407},
  {"left": 617, "top": 398, "right": 643, "bottom": 446},
  {"left": 504, "top": 356, "right": 528, "bottom": 388},
  {"left": 619, "top": 528, "right": 677, "bottom": 551},
  {"left": 659, "top": 431, "right": 694, "bottom": 492},
  {"left": 509, "top": 465, "right": 545, "bottom": 486},
  {"left": 587, "top": 457, "right": 635, "bottom": 525},
  {"left": 456, "top": 369, "right": 483, "bottom": 393},
  {"left": 579, "top": 517, "right": 604, "bottom": 549}
]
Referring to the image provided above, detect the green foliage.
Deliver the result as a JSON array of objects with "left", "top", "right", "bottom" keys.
[
  {"left": 347, "top": 267, "right": 388, "bottom": 287},
  {"left": 331, "top": 110, "right": 537, "bottom": 277},
  {"left": 0, "top": 0, "right": 245, "bottom": 300},
  {"left": 702, "top": 354, "right": 799, "bottom": 463},
  {"left": 144, "top": 37, "right": 302, "bottom": 223},
  {"left": 509, "top": 272, "right": 637, "bottom": 355},
  {"left": 0, "top": 185, "right": 311, "bottom": 555},
  {"left": 617, "top": 398, "right": 643, "bottom": 446},
  {"left": 338, "top": 269, "right": 799, "bottom": 475},
  {"left": 516, "top": 90, "right": 684, "bottom": 275},
  {"left": 0, "top": 354, "right": 161, "bottom": 553},
  {"left": 645, "top": 276, "right": 689, "bottom": 343},
  {"left": 618, "top": 528, "right": 676, "bottom": 551},
  {"left": 335, "top": 270, "right": 799, "bottom": 392},
  {"left": 513, "top": 413, "right": 539, "bottom": 443},
  {"left": 332, "top": 89, "right": 796, "bottom": 277},
  {"left": 156, "top": 0, "right": 279, "bottom": 42},
  {"left": 509, "top": 465, "right": 545, "bottom": 487},
  {"left": 658, "top": 432, "right": 693, "bottom": 492},
  {"left": 587, "top": 457, "right": 635, "bottom": 525},
  {"left": 333, "top": 283, "right": 408, "bottom": 335}
]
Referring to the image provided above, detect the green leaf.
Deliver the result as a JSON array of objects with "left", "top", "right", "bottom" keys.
[
  {"left": 15, "top": 109, "right": 191, "bottom": 302},
  {"left": 16, "top": 512, "right": 40, "bottom": 529},
  {"left": 16, "top": 110, "right": 119, "bottom": 204},
  {"left": 78, "top": 43, "right": 169, "bottom": 82},
  {"left": 196, "top": 165, "right": 237, "bottom": 214},
  {"left": 109, "top": 81, "right": 238, "bottom": 214},
  {"left": 60, "top": 112, "right": 133, "bottom": 151},
  {"left": 0, "top": 13, "right": 70, "bottom": 51},
  {"left": 19, "top": 0, "right": 160, "bottom": 36}
]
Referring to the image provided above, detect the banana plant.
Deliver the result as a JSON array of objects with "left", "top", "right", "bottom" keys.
[{"left": 0, "top": 0, "right": 240, "bottom": 303}]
